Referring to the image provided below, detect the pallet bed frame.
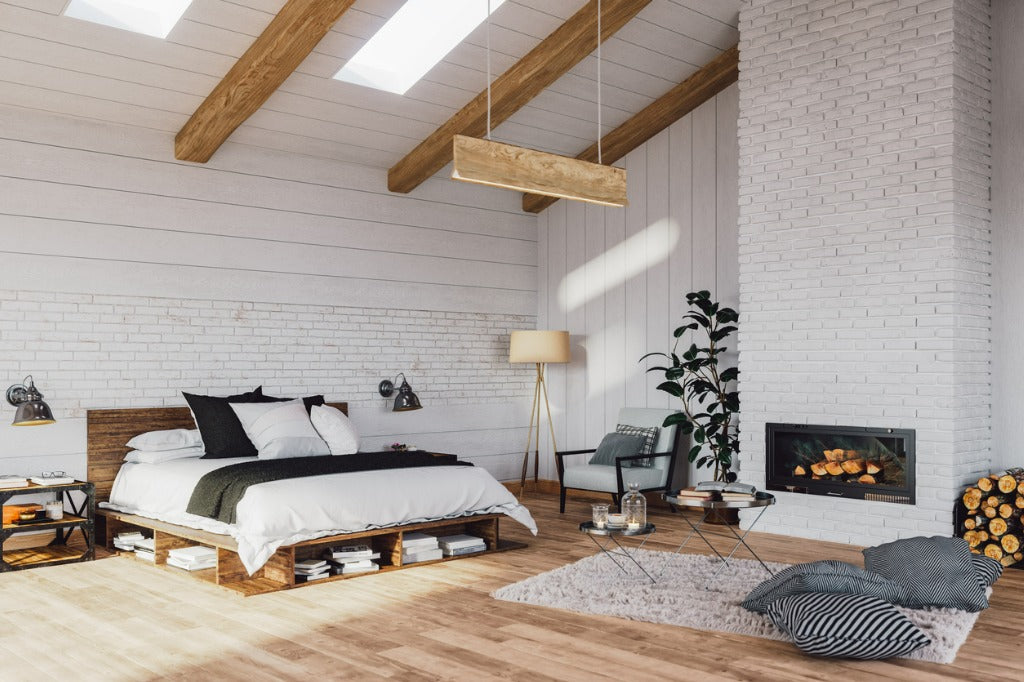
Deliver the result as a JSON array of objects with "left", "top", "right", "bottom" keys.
[{"left": 88, "top": 404, "right": 525, "bottom": 596}]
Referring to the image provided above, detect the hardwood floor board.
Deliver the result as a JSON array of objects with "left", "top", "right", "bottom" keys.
[
  {"left": 416, "top": 628, "right": 609, "bottom": 682},
  {"left": 1, "top": 491, "right": 1020, "bottom": 680},
  {"left": 386, "top": 643, "right": 516, "bottom": 682}
]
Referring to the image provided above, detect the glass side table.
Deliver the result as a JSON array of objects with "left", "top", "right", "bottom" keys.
[
  {"left": 662, "top": 492, "right": 776, "bottom": 588},
  {"left": 579, "top": 521, "right": 657, "bottom": 583}
]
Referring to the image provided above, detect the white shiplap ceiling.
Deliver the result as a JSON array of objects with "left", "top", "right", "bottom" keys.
[{"left": 0, "top": 0, "right": 739, "bottom": 171}]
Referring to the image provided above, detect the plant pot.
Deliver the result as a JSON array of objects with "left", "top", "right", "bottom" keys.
[{"left": 705, "top": 508, "right": 740, "bottom": 525}]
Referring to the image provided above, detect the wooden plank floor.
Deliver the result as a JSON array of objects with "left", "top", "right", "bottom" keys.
[{"left": 1, "top": 492, "right": 1021, "bottom": 681}]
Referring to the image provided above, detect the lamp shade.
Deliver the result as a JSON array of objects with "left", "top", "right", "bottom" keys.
[
  {"left": 6, "top": 376, "right": 56, "bottom": 426},
  {"left": 509, "top": 330, "right": 570, "bottom": 364}
]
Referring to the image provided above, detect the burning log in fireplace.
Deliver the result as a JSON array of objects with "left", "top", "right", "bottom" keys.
[
  {"left": 958, "top": 470, "right": 1024, "bottom": 568},
  {"left": 791, "top": 449, "right": 887, "bottom": 485}
]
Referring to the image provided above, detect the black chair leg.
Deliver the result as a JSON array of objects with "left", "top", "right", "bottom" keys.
[
  {"left": 611, "top": 493, "right": 619, "bottom": 508},
  {"left": 559, "top": 486, "right": 567, "bottom": 513}
]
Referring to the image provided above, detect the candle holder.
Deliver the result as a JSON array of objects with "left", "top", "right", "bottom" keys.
[{"left": 591, "top": 503, "right": 609, "bottom": 529}]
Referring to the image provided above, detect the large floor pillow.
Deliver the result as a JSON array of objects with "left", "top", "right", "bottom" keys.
[
  {"left": 767, "top": 592, "right": 931, "bottom": 659},
  {"left": 742, "top": 559, "right": 911, "bottom": 614},
  {"left": 862, "top": 536, "right": 989, "bottom": 611},
  {"left": 972, "top": 554, "right": 1003, "bottom": 589}
]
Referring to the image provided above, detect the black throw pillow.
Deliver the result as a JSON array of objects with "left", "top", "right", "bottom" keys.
[
  {"left": 184, "top": 387, "right": 267, "bottom": 459},
  {"left": 259, "top": 391, "right": 326, "bottom": 414}
]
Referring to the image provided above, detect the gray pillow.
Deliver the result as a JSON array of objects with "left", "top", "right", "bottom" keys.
[
  {"left": 767, "top": 592, "right": 931, "bottom": 659},
  {"left": 742, "top": 560, "right": 911, "bottom": 614},
  {"left": 972, "top": 554, "right": 1002, "bottom": 589},
  {"left": 862, "top": 536, "right": 989, "bottom": 612},
  {"left": 589, "top": 433, "right": 645, "bottom": 466}
]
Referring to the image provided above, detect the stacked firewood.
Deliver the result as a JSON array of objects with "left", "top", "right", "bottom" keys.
[
  {"left": 792, "top": 449, "right": 884, "bottom": 485},
  {"left": 961, "top": 469, "right": 1024, "bottom": 567}
]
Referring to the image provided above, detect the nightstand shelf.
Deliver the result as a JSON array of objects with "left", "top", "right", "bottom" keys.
[{"left": 0, "top": 481, "right": 95, "bottom": 572}]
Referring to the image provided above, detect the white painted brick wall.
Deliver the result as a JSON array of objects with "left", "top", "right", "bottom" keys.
[
  {"left": 736, "top": 0, "right": 991, "bottom": 542},
  {"left": 0, "top": 289, "right": 536, "bottom": 418}
]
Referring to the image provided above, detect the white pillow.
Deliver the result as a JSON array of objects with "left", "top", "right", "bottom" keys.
[
  {"left": 126, "top": 428, "right": 202, "bottom": 451},
  {"left": 229, "top": 400, "right": 330, "bottom": 459},
  {"left": 310, "top": 404, "right": 359, "bottom": 455},
  {"left": 124, "top": 445, "right": 205, "bottom": 464}
]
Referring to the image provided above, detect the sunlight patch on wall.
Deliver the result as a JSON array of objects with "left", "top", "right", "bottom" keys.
[{"left": 557, "top": 219, "right": 680, "bottom": 314}]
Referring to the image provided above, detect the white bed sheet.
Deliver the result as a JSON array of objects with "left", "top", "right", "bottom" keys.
[{"left": 101, "top": 457, "right": 537, "bottom": 574}]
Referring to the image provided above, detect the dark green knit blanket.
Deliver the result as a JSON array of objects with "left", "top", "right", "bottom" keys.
[{"left": 186, "top": 451, "right": 469, "bottom": 524}]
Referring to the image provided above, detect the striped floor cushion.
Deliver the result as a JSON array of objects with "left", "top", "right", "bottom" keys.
[
  {"left": 862, "top": 536, "right": 989, "bottom": 612},
  {"left": 767, "top": 592, "right": 931, "bottom": 659},
  {"left": 741, "top": 559, "right": 911, "bottom": 614},
  {"left": 972, "top": 554, "right": 1003, "bottom": 589}
]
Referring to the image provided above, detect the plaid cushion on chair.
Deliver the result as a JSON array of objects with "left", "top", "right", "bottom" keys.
[{"left": 615, "top": 424, "right": 659, "bottom": 468}]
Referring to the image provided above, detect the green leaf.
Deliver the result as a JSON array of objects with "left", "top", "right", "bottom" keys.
[
  {"left": 662, "top": 412, "right": 690, "bottom": 427},
  {"left": 720, "top": 367, "right": 739, "bottom": 382},
  {"left": 689, "top": 445, "right": 702, "bottom": 460},
  {"left": 656, "top": 381, "right": 684, "bottom": 397}
]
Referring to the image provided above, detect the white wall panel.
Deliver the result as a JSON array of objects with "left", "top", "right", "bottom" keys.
[
  {"left": 0, "top": 104, "right": 537, "bottom": 479},
  {"left": 540, "top": 84, "right": 740, "bottom": 488}
]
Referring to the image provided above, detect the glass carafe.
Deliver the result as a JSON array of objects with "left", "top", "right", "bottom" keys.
[{"left": 622, "top": 482, "right": 646, "bottom": 530}]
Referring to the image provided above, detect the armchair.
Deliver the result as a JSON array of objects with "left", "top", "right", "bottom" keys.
[{"left": 555, "top": 407, "right": 684, "bottom": 513}]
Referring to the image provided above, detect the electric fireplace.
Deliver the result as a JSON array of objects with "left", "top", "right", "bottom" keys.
[{"left": 766, "top": 423, "right": 915, "bottom": 505}]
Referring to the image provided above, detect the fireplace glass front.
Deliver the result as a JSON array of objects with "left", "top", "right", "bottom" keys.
[{"left": 766, "top": 424, "right": 915, "bottom": 505}]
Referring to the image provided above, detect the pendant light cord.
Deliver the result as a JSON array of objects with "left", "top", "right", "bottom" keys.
[
  {"left": 486, "top": 0, "right": 492, "bottom": 141},
  {"left": 597, "top": 0, "right": 602, "bottom": 164}
]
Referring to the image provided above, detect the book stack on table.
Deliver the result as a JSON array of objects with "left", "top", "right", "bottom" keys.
[
  {"left": 0, "top": 475, "right": 28, "bottom": 489},
  {"left": 134, "top": 536, "right": 156, "bottom": 563},
  {"left": 323, "top": 544, "right": 381, "bottom": 575},
  {"left": 438, "top": 534, "right": 487, "bottom": 557},
  {"left": 677, "top": 481, "right": 758, "bottom": 501},
  {"left": 402, "top": 532, "right": 442, "bottom": 564},
  {"left": 294, "top": 559, "right": 331, "bottom": 583}
]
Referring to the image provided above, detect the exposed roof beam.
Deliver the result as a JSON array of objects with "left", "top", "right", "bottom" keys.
[
  {"left": 175, "top": 0, "right": 357, "bottom": 163},
  {"left": 387, "top": 0, "right": 652, "bottom": 195},
  {"left": 522, "top": 44, "right": 739, "bottom": 213}
]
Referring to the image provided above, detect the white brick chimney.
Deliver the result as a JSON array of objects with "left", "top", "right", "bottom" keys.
[{"left": 736, "top": 0, "right": 992, "bottom": 544}]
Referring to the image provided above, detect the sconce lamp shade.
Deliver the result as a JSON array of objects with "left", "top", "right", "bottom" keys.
[
  {"left": 6, "top": 376, "right": 56, "bottom": 426},
  {"left": 378, "top": 374, "right": 423, "bottom": 412},
  {"left": 509, "top": 330, "right": 570, "bottom": 364}
]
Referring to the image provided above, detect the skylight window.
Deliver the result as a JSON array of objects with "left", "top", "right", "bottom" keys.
[
  {"left": 63, "top": 0, "right": 192, "bottom": 39},
  {"left": 334, "top": 0, "right": 507, "bottom": 96}
]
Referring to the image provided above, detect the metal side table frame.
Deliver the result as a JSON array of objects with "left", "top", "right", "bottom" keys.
[
  {"left": 662, "top": 492, "right": 776, "bottom": 588},
  {"left": 579, "top": 521, "right": 657, "bottom": 583}
]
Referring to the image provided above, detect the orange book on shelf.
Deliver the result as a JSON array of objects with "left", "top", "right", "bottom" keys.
[{"left": 3, "top": 504, "right": 42, "bottom": 525}]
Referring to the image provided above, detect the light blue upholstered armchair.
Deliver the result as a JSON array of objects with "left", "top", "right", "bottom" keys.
[{"left": 555, "top": 407, "right": 684, "bottom": 513}]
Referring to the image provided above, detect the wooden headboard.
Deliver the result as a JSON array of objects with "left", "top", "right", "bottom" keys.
[{"left": 87, "top": 402, "right": 349, "bottom": 504}]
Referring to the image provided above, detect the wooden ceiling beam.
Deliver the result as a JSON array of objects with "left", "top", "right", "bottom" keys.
[
  {"left": 522, "top": 44, "right": 739, "bottom": 214},
  {"left": 387, "top": 0, "right": 652, "bottom": 195},
  {"left": 175, "top": 0, "right": 357, "bottom": 163}
]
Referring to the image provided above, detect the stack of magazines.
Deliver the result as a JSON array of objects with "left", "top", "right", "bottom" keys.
[
  {"left": 402, "top": 533, "right": 442, "bottom": 563},
  {"left": 323, "top": 544, "right": 381, "bottom": 575},
  {"left": 113, "top": 531, "right": 146, "bottom": 551},
  {"left": 677, "top": 481, "right": 758, "bottom": 501},
  {"left": 134, "top": 536, "right": 156, "bottom": 562},
  {"left": 295, "top": 559, "right": 331, "bottom": 582},
  {"left": 438, "top": 534, "right": 486, "bottom": 557},
  {"left": 167, "top": 546, "right": 217, "bottom": 571}
]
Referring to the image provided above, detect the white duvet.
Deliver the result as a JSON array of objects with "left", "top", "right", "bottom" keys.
[{"left": 101, "top": 457, "right": 537, "bottom": 574}]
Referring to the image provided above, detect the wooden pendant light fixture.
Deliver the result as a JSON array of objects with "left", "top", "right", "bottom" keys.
[{"left": 451, "top": 0, "right": 627, "bottom": 208}]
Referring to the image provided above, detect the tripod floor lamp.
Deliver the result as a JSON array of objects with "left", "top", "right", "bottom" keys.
[{"left": 509, "top": 330, "right": 570, "bottom": 496}]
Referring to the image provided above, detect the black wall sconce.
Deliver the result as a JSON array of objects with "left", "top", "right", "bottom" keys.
[
  {"left": 6, "top": 375, "right": 56, "bottom": 426},
  {"left": 378, "top": 373, "right": 422, "bottom": 412}
]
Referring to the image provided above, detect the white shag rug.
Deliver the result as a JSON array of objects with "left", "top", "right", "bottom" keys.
[{"left": 492, "top": 549, "right": 984, "bottom": 664}]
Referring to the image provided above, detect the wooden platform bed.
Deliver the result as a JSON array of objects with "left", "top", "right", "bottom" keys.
[{"left": 88, "top": 404, "right": 526, "bottom": 596}]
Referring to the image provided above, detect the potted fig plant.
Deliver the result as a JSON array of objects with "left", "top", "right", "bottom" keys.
[{"left": 643, "top": 290, "right": 740, "bottom": 491}]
